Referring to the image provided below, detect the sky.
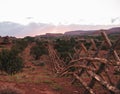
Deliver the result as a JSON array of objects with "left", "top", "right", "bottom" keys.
[{"left": 0, "top": 0, "right": 120, "bottom": 25}]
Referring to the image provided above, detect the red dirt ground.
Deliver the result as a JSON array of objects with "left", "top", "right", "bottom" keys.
[
  {"left": 0, "top": 44, "right": 84, "bottom": 94},
  {"left": 0, "top": 64, "right": 84, "bottom": 94}
]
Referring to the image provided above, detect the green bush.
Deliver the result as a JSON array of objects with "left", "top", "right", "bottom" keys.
[
  {"left": 30, "top": 42, "right": 48, "bottom": 60},
  {"left": 0, "top": 49, "right": 24, "bottom": 75},
  {"left": 54, "top": 38, "right": 76, "bottom": 64},
  {"left": 11, "top": 39, "right": 28, "bottom": 54},
  {"left": 23, "top": 36, "right": 35, "bottom": 43},
  {"left": 84, "top": 42, "right": 91, "bottom": 49}
]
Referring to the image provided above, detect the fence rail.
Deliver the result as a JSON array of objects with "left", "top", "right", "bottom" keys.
[{"left": 48, "top": 31, "right": 120, "bottom": 94}]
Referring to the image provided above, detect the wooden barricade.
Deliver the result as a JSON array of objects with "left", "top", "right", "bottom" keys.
[{"left": 48, "top": 32, "right": 120, "bottom": 94}]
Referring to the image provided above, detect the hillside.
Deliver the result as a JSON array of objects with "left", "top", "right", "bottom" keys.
[
  {"left": 64, "top": 30, "right": 95, "bottom": 36},
  {"left": 38, "top": 27, "right": 120, "bottom": 38},
  {"left": 64, "top": 27, "right": 120, "bottom": 36}
]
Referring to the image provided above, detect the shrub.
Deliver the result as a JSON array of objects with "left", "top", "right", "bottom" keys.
[
  {"left": 54, "top": 38, "right": 76, "bottom": 64},
  {"left": 0, "top": 49, "right": 24, "bottom": 75},
  {"left": 23, "top": 36, "right": 35, "bottom": 43},
  {"left": 30, "top": 42, "right": 48, "bottom": 60},
  {"left": 84, "top": 42, "right": 91, "bottom": 49},
  {"left": 11, "top": 39, "right": 28, "bottom": 54}
]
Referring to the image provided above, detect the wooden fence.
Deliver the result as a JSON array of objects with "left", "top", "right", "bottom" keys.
[{"left": 48, "top": 32, "right": 120, "bottom": 94}]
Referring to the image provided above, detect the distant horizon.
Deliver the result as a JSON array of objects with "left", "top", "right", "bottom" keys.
[{"left": 0, "top": 21, "right": 120, "bottom": 38}]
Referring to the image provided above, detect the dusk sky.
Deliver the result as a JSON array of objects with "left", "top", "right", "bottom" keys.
[{"left": 0, "top": 0, "right": 120, "bottom": 25}]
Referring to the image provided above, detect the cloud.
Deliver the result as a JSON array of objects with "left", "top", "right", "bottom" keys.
[
  {"left": 26, "top": 17, "right": 34, "bottom": 20},
  {"left": 111, "top": 17, "right": 120, "bottom": 23}
]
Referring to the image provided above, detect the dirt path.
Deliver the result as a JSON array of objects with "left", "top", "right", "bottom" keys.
[
  {"left": 21, "top": 43, "right": 35, "bottom": 65},
  {"left": 21, "top": 42, "right": 38, "bottom": 67}
]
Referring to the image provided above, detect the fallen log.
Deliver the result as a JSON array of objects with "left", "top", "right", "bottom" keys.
[
  {"left": 59, "top": 64, "right": 96, "bottom": 76},
  {"left": 73, "top": 73, "right": 95, "bottom": 94},
  {"left": 70, "top": 57, "right": 108, "bottom": 64},
  {"left": 87, "top": 70, "right": 120, "bottom": 94}
]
